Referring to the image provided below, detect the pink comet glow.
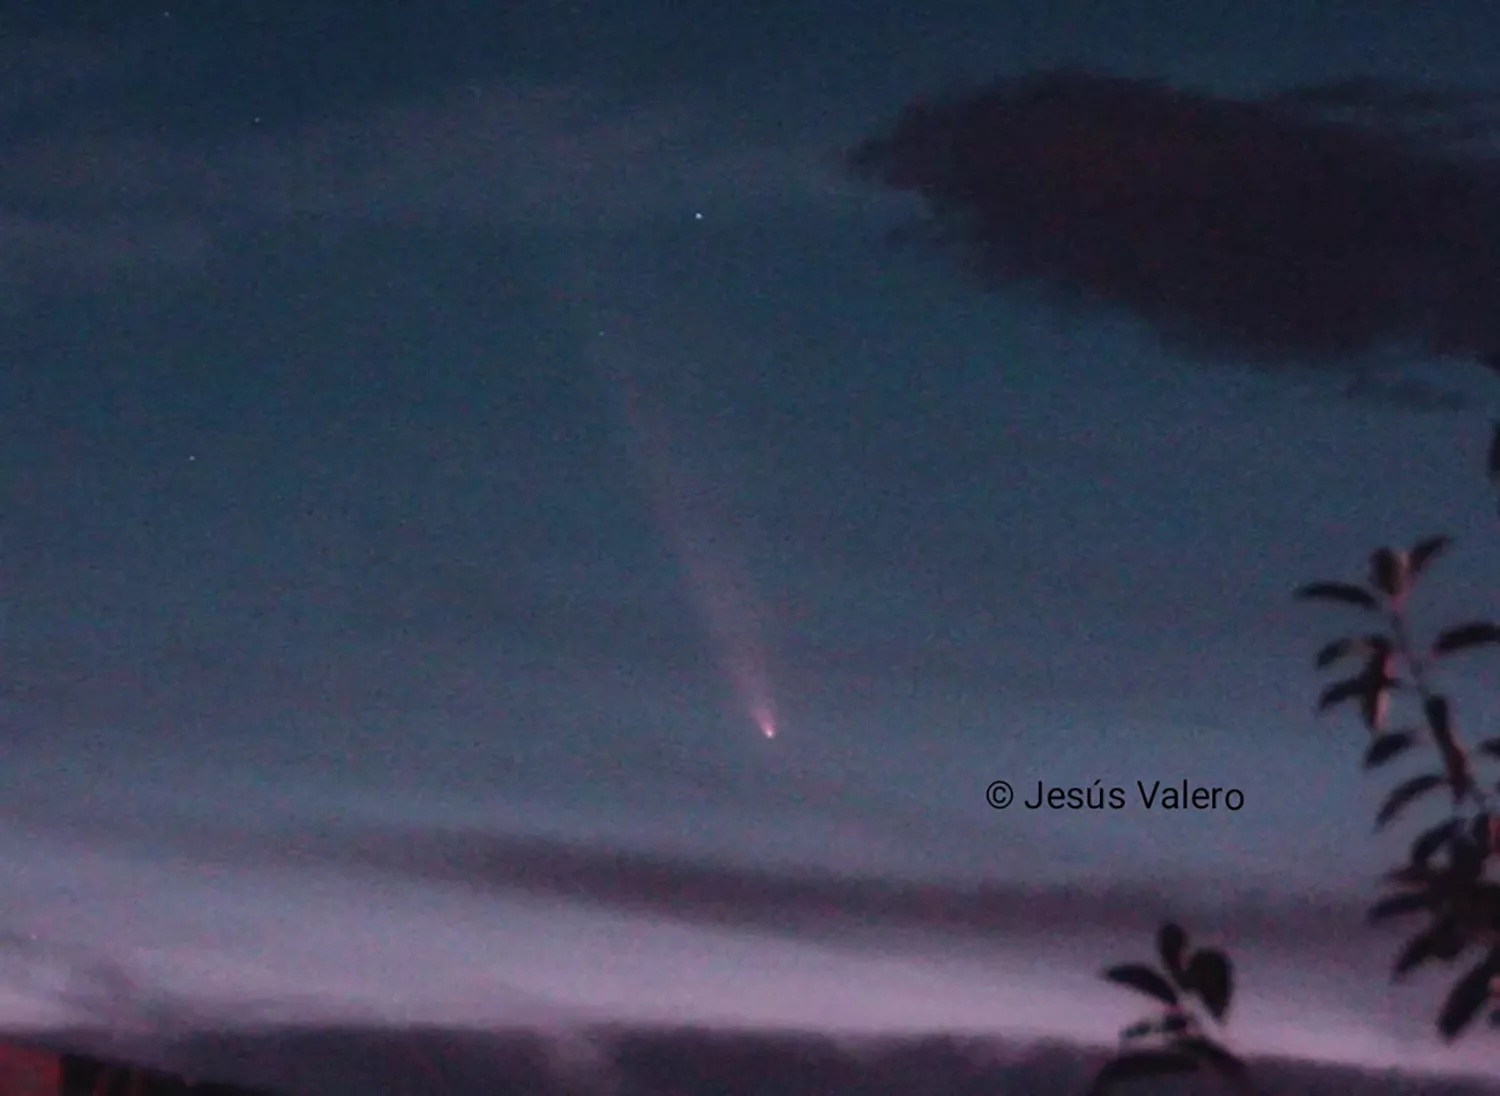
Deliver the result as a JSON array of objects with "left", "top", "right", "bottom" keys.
[{"left": 599, "top": 335, "right": 781, "bottom": 743}]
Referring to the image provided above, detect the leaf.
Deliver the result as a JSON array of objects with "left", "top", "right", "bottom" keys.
[
  {"left": 1452, "top": 836, "right": 1488, "bottom": 884},
  {"left": 1385, "top": 861, "right": 1442, "bottom": 888},
  {"left": 1368, "top": 891, "right": 1433, "bottom": 924},
  {"left": 1101, "top": 963, "right": 1179, "bottom": 1007},
  {"left": 1317, "top": 675, "right": 1366, "bottom": 715},
  {"left": 1410, "top": 818, "right": 1465, "bottom": 866},
  {"left": 1086, "top": 1050, "right": 1198, "bottom": 1095},
  {"left": 1409, "top": 535, "right": 1452, "bottom": 579},
  {"left": 1294, "top": 581, "right": 1378, "bottom": 612},
  {"left": 1314, "top": 636, "right": 1367, "bottom": 670},
  {"left": 1394, "top": 918, "right": 1465, "bottom": 978},
  {"left": 1184, "top": 949, "right": 1233, "bottom": 1022},
  {"left": 1375, "top": 773, "right": 1446, "bottom": 829},
  {"left": 1438, "top": 952, "right": 1500, "bottom": 1040},
  {"left": 1119, "top": 1019, "right": 1156, "bottom": 1040},
  {"left": 1317, "top": 653, "right": 1397, "bottom": 729},
  {"left": 1433, "top": 622, "right": 1500, "bottom": 656},
  {"left": 1365, "top": 731, "right": 1416, "bottom": 769},
  {"left": 1176, "top": 1036, "right": 1247, "bottom": 1077},
  {"left": 1424, "top": 699, "right": 1474, "bottom": 803},
  {"left": 1431, "top": 921, "right": 1470, "bottom": 962},
  {"left": 1159, "top": 1013, "right": 1192, "bottom": 1036},
  {"left": 1474, "top": 814, "right": 1495, "bottom": 858},
  {"left": 1157, "top": 923, "right": 1189, "bottom": 987},
  {"left": 1380, "top": 863, "right": 1440, "bottom": 893},
  {"left": 1313, "top": 632, "right": 1391, "bottom": 670},
  {"left": 1370, "top": 547, "right": 1409, "bottom": 599}
]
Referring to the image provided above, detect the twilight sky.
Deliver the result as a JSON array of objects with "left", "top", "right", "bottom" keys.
[{"left": 6, "top": 0, "right": 1500, "bottom": 1090}]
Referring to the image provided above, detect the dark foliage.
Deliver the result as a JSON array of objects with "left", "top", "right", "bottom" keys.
[
  {"left": 1092, "top": 922, "right": 1243, "bottom": 1092},
  {"left": 1093, "top": 524, "right": 1500, "bottom": 1091},
  {"left": 1296, "top": 536, "right": 1500, "bottom": 1040}
]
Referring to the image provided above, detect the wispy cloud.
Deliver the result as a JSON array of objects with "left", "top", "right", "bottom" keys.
[
  {"left": 255, "top": 823, "right": 1383, "bottom": 952},
  {"left": 0, "top": 79, "right": 866, "bottom": 298}
]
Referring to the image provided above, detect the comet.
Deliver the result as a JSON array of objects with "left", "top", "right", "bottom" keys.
[{"left": 587, "top": 312, "right": 782, "bottom": 745}]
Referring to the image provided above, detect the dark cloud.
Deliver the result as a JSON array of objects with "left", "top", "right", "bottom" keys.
[
  {"left": 24, "top": 1022, "right": 1500, "bottom": 1096},
  {"left": 0, "top": 795, "right": 1382, "bottom": 966},
  {"left": 847, "top": 68, "right": 1500, "bottom": 389},
  {"left": 239, "top": 823, "right": 1379, "bottom": 962}
]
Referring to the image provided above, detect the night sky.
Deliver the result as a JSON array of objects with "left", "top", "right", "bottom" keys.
[{"left": 5, "top": 1, "right": 1500, "bottom": 1090}]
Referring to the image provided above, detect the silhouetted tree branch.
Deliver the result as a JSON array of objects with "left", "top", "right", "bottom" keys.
[{"left": 1090, "top": 362, "right": 1500, "bottom": 1093}]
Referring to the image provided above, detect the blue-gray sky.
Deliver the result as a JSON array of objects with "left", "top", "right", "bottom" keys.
[{"left": 5, "top": 0, "right": 1500, "bottom": 1090}]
